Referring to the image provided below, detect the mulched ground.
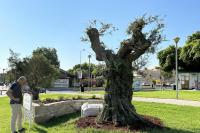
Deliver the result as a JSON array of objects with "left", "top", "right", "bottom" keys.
[{"left": 76, "top": 115, "right": 164, "bottom": 132}]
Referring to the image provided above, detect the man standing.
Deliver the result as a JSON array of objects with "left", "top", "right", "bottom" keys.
[{"left": 6, "top": 76, "right": 27, "bottom": 133}]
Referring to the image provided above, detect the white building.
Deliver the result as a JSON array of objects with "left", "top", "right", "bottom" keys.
[
  {"left": 52, "top": 69, "right": 73, "bottom": 88},
  {"left": 178, "top": 72, "right": 200, "bottom": 90},
  {"left": 54, "top": 78, "right": 69, "bottom": 88}
]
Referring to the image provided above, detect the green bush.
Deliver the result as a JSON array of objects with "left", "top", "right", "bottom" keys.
[
  {"left": 95, "top": 77, "right": 105, "bottom": 87},
  {"left": 91, "top": 95, "right": 96, "bottom": 99},
  {"left": 59, "top": 96, "right": 64, "bottom": 101},
  {"left": 81, "top": 77, "right": 105, "bottom": 87}
]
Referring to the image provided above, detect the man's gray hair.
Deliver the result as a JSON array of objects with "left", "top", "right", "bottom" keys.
[{"left": 17, "top": 76, "right": 27, "bottom": 82}]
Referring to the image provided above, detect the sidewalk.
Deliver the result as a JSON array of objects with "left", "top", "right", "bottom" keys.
[{"left": 132, "top": 97, "right": 200, "bottom": 107}]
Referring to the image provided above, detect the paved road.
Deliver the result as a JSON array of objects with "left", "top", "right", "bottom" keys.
[{"left": 0, "top": 86, "right": 8, "bottom": 96}]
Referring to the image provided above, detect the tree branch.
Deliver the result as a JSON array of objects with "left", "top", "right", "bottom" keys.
[
  {"left": 127, "top": 42, "right": 150, "bottom": 61},
  {"left": 117, "top": 16, "right": 163, "bottom": 61},
  {"left": 117, "top": 18, "right": 144, "bottom": 58},
  {"left": 118, "top": 20, "right": 151, "bottom": 60},
  {"left": 87, "top": 28, "right": 114, "bottom": 61}
]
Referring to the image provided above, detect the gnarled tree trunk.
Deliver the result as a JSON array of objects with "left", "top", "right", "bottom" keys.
[
  {"left": 98, "top": 58, "right": 138, "bottom": 126},
  {"left": 86, "top": 17, "right": 163, "bottom": 126}
]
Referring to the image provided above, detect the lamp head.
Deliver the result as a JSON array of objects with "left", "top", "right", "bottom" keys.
[{"left": 174, "top": 37, "right": 180, "bottom": 44}]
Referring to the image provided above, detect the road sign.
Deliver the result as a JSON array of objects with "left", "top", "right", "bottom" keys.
[{"left": 77, "top": 70, "right": 83, "bottom": 79}]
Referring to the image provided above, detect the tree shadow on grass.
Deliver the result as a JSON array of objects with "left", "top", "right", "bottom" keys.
[
  {"left": 37, "top": 112, "right": 197, "bottom": 133},
  {"left": 38, "top": 112, "right": 80, "bottom": 128},
  {"left": 31, "top": 126, "right": 48, "bottom": 133}
]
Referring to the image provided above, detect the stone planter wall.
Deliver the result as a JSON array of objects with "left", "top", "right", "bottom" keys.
[{"left": 32, "top": 99, "right": 103, "bottom": 123}]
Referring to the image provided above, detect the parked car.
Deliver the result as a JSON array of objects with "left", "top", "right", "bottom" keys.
[
  {"left": 170, "top": 83, "right": 175, "bottom": 87},
  {"left": 142, "top": 83, "right": 150, "bottom": 86},
  {"left": 163, "top": 83, "right": 171, "bottom": 87},
  {"left": 39, "top": 88, "right": 46, "bottom": 93}
]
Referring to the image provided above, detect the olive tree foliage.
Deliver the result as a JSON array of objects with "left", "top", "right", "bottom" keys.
[
  {"left": 81, "top": 16, "right": 164, "bottom": 126},
  {"left": 81, "top": 20, "right": 119, "bottom": 44},
  {"left": 82, "top": 16, "right": 164, "bottom": 71}
]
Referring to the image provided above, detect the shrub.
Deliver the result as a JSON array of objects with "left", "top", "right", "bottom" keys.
[
  {"left": 91, "top": 95, "right": 96, "bottom": 99},
  {"left": 77, "top": 95, "right": 82, "bottom": 99},
  {"left": 81, "top": 77, "right": 105, "bottom": 87},
  {"left": 59, "top": 96, "right": 64, "bottom": 101}
]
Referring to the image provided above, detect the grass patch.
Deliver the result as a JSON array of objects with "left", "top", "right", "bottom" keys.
[
  {"left": 134, "top": 90, "right": 200, "bottom": 101},
  {"left": 85, "top": 90, "right": 200, "bottom": 101},
  {"left": 0, "top": 94, "right": 200, "bottom": 133}
]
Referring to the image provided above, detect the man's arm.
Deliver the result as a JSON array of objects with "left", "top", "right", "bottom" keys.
[
  {"left": 22, "top": 85, "right": 33, "bottom": 94},
  {"left": 6, "top": 89, "right": 20, "bottom": 102}
]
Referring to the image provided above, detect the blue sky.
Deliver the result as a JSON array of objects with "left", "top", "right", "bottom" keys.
[{"left": 0, "top": 0, "right": 200, "bottom": 72}]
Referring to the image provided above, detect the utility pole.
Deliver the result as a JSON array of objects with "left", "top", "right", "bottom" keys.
[{"left": 174, "top": 37, "right": 180, "bottom": 99}]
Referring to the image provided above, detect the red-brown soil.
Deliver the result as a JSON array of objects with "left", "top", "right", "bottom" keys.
[{"left": 76, "top": 115, "right": 164, "bottom": 132}]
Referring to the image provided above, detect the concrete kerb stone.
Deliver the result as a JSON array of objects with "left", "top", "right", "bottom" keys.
[{"left": 32, "top": 99, "right": 103, "bottom": 123}]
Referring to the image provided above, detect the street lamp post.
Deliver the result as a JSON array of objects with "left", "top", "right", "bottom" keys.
[
  {"left": 3, "top": 69, "right": 7, "bottom": 84},
  {"left": 174, "top": 37, "right": 180, "bottom": 99},
  {"left": 159, "top": 68, "right": 162, "bottom": 90},
  {"left": 80, "top": 49, "right": 85, "bottom": 70},
  {"left": 79, "top": 49, "right": 85, "bottom": 86},
  {"left": 88, "top": 54, "right": 92, "bottom": 90},
  {"left": 3, "top": 69, "right": 5, "bottom": 84}
]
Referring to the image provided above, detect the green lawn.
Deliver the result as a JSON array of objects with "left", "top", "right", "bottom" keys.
[
  {"left": 1, "top": 94, "right": 200, "bottom": 133},
  {"left": 85, "top": 90, "right": 200, "bottom": 101}
]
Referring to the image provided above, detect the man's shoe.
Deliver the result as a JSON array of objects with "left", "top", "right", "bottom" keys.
[{"left": 18, "top": 128, "right": 26, "bottom": 133}]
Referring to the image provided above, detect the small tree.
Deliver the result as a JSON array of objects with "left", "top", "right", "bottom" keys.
[
  {"left": 8, "top": 49, "right": 21, "bottom": 80},
  {"left": 26, "top": 54, "right": 59, "bottom": 89},
  {"left": 82, "top": 16, "right": 164, "bottom": 126},
  {"left": 33, "top": 47, "right": 60, "bottom": 68},
  {"left": 67, "top": 62, "right": 96, "bottom": 78},
  {"left": 7, "top": 48, "right": 60, "bottom": 99}
]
